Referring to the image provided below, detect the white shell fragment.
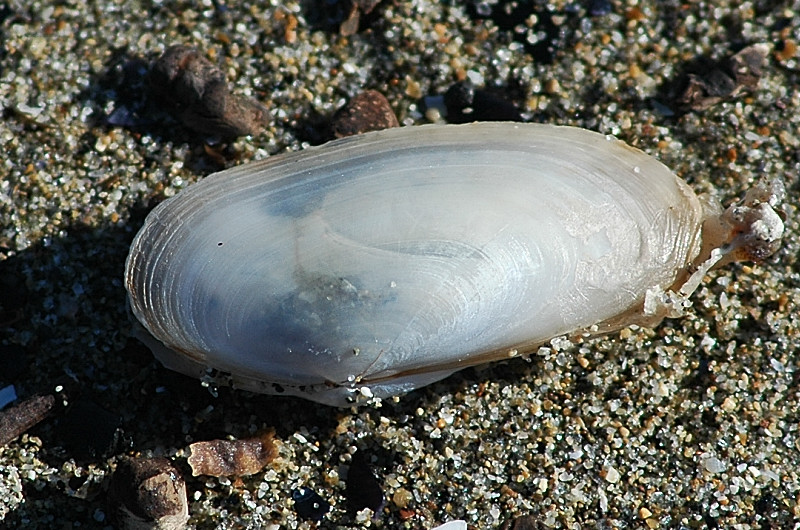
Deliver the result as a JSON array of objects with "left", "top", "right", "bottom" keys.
[
  {"left": 431, "top": 522, "right": 467, "bottom": 530},
  {"left": 125, "top": 123, "right": 784, "bottom": 406}
]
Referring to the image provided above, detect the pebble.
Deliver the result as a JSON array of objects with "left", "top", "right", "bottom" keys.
[
  {"left": 187, "top": 431, "right": 277, "bottom": 477},
  {"left": 107, "top": 457, "right": 189, "bottom": 530},
  {"left": 433, "top": 522, "right": 467, "bottom": 530},
  {"left": 603, "top": 465, "right": 621, "bottom": 484},
  {"left": 292, "top": 487, "right": 331, "bottom": 521},
  {"left": 392, "top": 487, "right": 413, "bottom": 509},
  {"left": 339, "top": 0, "right": 383, "bottom": 36},
  {"left": 330, "top": 89, "right": 398, "bottom": 138},
  {"left": 149, "top": 45, "right": 269, "bottom": 138},
  {"left": 704, "top": 456, "right": 727, "bottom": 474},
  {"left": 345, "top": 450, "right": 384, "bottom": 514},
  {"left": 0, "top": 394, "right": 54, "bottom": 447},
  {"left": 673, "top": 43, "right": 770, "bottom": 111}
]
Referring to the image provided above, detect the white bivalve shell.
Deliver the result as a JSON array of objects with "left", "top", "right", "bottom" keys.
[{"left": 125, "top": 123, "right": 784, "bottom": 406}]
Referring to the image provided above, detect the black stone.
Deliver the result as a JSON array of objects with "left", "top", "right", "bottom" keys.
[
  {"left": 345, "top": 450, "right": 384, "bottom": 513},
  {"left": 292, "top": 487, "right": 331, "bottom": 520}
]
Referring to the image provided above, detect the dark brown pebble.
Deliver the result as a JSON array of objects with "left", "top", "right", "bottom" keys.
[
  {"left": 0, "top": 394, "right": 55, "bottom": 447},
  {"left": 107, "top": 456, "right": 189, "bottom": 530},
  {"left": 330, "top": 89, "right": 398, "bottom": 138},
  {"left": 674, "top": 43, "right": 769, "bottom": 111},
  {"left": 187, "top": 430, "right": 276, "bottom": 477},
  {"left": 149, "top": 45, "right": 268, "bottom": 138}
]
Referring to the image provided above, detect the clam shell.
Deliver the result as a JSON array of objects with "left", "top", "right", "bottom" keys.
[{"left": 125, "top": 123, "right": 714, "bottom": 405}]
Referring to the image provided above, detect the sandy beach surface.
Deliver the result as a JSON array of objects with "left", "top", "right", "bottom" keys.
[{"left": 1, "top": 0, "right": 799, "bottom": 528}]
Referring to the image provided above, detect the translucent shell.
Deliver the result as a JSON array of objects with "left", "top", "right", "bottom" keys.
[{"left": 125, "top": 123, "right": 784, "bottom": 405}]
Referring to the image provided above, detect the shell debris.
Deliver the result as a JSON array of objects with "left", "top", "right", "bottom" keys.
[{"left": 187, "top": 431, "right": 277, "bottom": 477}]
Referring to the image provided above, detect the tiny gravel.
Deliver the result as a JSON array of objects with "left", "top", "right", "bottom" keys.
[{"left": 1, "top": 1, "right": 799, "bottom": 528}]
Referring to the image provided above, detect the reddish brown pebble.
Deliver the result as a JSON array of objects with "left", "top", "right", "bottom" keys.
[
  {"left": 398, "top": 508, "right": 416, "bottom": 521},
  {"left": 149, "top": 45, "right": 268, "bottom": 138},
  {"left": 107, "top": 456, "right": 189, "bottom": 530},
  {"left": 187, "top": 431, "right": 276, "bottom": 477},
  {"left": 0, "top": 394, "right": 55, "bottom": 447},
  {"left": 625, "top": 6, "right": 646, "bottom": 21},
  {"left": 330, "top": 90, "right": 398, "bottom": 138}
]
